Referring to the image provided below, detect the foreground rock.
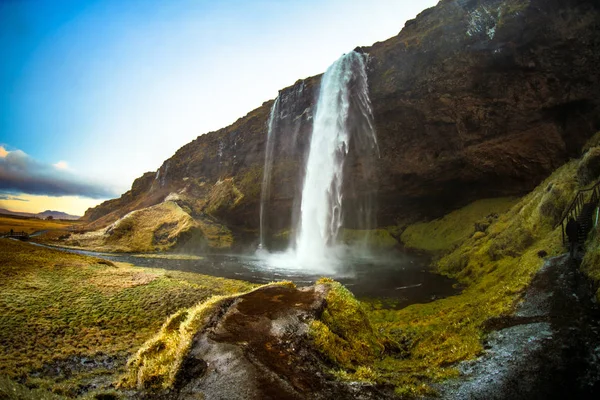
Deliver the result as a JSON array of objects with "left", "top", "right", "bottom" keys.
[
  {"left": 130, "top": 284, "right": 394, "bottom": 400},
  {"left": 434, "top": 254, "right": 600, "bottom": 399}
]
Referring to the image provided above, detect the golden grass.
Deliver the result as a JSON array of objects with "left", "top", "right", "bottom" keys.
[
  {"left": 0, "top": 238, "right": 256, "bottom": 396},
  {"left": 0, "top": 215, "right": 79, "bottom": 235},
  {"left": 400, "top": 197, "right": 519, "bottom": 252},
  {"left": 119, "top": 295, "right": 231, "bottom": 391},
  {"left": 104, "top": 201, "right": 199, "bottom": 252},
  {"left": 52, "top": 201, "right": 233, "bottom": 253}
]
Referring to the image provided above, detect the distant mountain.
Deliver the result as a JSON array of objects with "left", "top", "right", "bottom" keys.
[
  {"left": 0, "top": 208, "right": 80, "bottom": 220},
  {"left": 0, "top": 208, "right": 32, "bottom": 218},
  {"left": 37, "top": 210, "right": 81, "bottom": 220}
]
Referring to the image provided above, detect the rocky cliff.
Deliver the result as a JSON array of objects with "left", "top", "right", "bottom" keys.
[{"left": 82, "top": 0, "right": 600, "bottom": 248}]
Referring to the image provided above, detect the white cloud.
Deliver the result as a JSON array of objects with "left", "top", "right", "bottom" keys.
[
  {"left": 0, "top": 147, "right": 118, "bottom": 199},
  {"left": 53, "top": 160, "right": 69, "bottom": 170}
]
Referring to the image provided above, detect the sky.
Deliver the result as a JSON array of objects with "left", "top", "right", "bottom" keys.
[{"left": 0, "top": 0, "right": 438, "bottom": 216}]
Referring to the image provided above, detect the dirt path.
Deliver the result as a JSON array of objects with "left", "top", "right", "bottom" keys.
[{"left": 434, "top": 254, "right": 600, "bottom": 399}]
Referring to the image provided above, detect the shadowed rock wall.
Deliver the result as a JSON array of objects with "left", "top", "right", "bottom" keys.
[{"left": 83, "top": 0, "right": 600, "bottom": 242}]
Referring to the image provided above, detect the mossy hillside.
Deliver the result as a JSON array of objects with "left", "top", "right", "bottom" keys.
[
  {"left": 204, "top": 178, "right": 245, "bottom": 217},
  {"left": 365, "top": 159, "right": 586, "bottom": 396},
  {"left": 0, "top": 239, "right": 255, "bottom": 397},
  {"left": 104, "top": 201, "right": 198, "bottom": 252},
  {"left": 400, "top": 197, "right": 518, "bottom": 252},
  {"left": 309, "top": 278, "right": 384, "bottom": 372},
  {"left": 58, "top": 200, "right": 233, "bottom": 252}
]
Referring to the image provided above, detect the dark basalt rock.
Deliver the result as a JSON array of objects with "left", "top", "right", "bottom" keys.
[
  {"left": 83, "top": 0, "right": 600, "bottom": 243},
  {"left": 142, "top": 284, "right": 394, "bottom": 400}
]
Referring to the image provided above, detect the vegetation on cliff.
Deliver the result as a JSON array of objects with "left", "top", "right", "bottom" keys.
[
  {"left": 400, "top": 197, "right": 518, "bottom": 252},
  {"left": 362, "top": 138, "right": 599, "bottom": 395},
  {"left": 51, "top": 200, "right": 233, "bottom": 253}
]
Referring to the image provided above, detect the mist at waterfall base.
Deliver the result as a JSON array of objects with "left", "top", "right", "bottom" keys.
[{"left": 257, "top": 51, "right": 384, "bottom": 274}]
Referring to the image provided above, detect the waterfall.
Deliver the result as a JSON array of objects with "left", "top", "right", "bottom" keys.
[
  {"left": 259, "top": 96, "right": 280, "bottom": 249},
  {"left": 257, "top": 51, "right": 377, "bottom": 272},
  {"left": 293, "top": 51, "right": 377, "bottom": 267}
]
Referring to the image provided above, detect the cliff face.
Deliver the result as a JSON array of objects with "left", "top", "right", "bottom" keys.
[{"left": 83, "top": 0, "right": 600, "bottom": 243}]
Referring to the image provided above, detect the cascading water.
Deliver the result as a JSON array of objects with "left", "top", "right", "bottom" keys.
[
  {"left": 258, "top": 51, "right": 377, "bottom": 272},
  {"left": 259, "top": 96, "right": 280, "bottom": 249},
  {"left": 293, "top": 51, "right": 377, "bottom": 267}
]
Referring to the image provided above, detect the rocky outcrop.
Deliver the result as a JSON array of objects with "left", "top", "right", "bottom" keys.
[
  {"left": 125, "top": 283, "right": 394, "bottom": 400},
  {"left": 82, "top": 0, "right": 600, "bottom": 245}
]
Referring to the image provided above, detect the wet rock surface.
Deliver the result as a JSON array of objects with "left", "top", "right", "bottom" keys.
[
  {"left": 141, "top": 284, "right": 395, "bottom": 400},
  {"left": 434, "top": 255, "right": 600, "bottom": 399}
]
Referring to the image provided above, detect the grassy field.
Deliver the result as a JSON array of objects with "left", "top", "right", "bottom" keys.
[
  {"left": 0, "top": 238, "right": 255, "bottom": 398},
  {"left": 0, "top": 216, "right": 79, "bottom": 235}
]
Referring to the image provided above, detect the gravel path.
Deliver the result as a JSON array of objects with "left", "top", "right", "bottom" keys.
[{"left": 434, "top": 254, "right": 600, "bottom": 399}]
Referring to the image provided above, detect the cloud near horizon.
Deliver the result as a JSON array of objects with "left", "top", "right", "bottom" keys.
[
  {"left": 0, "top": 146, "right": 119, "bottom": 199},
  {"left": 0, "top": 194, "right": 28, "bottom": 202}
]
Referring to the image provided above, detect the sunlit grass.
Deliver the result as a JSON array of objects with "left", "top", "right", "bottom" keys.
[
  {"left": 0, "top": 215, "right": 79, "bottom": 234},
  {"left": 0, "top": 238, "right": 255, "bottom": 396}
]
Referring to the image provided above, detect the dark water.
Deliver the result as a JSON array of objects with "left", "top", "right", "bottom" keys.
[{"left": 36, "top": 244, "right": 459, "bottom": 309}]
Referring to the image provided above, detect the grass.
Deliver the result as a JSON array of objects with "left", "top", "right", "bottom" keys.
[
  {"left": 363, "top": 158, "right": 584, "bottom": 395},
  {"left": 306, "top": 154, "right": 592, "bottom": 396},
  {"left": 0, "top": 216, "right": 79, "bottom": 235},
  {"left": 0, "top": 238, "right": 255, "bottom": 397},
  {"left": 119, "top": 295, "right": 232, "bottom": 391},
  {"left": 309, "top": 278, "right": 384, "bottom": 371},
  {"left": 103, "top": 201, "right": 200, "bottom": 252},
  {"left": 48, "top": 201, "right": 234, "bottom": 253},
  {"left": 400, "top": 197, "right": 518, "bottom": 252}
]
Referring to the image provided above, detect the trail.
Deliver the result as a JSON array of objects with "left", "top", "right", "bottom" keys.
[{"left": 435, "top": 254, "right": 600, "bottom": 399}]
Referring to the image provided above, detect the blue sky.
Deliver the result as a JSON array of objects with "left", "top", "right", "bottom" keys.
[{"left": 0, "top": 0, "right": 438, "bottom": 215}]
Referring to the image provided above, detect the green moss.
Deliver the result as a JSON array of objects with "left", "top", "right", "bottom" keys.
[
  {"left": 364, "top": 159, "right": 586, "bottom": 394},
  {"left": 581, "top": 131, "right": 600, "bottom": 154},
  {"left": 400, "top": 197, "right": 518, "bottom": 252},
  {"left": 205, "top": 178, "right": 244, "bottom": 217},
  {"left": 309, "top": 278, "right": 384, "bottom": 369}
]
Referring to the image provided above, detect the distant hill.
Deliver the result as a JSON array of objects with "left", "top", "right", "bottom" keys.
[
  {"left": 37, "top": 210, "right": 81, "bottom": 220},
  {"left": 0, "top": 208, "right": 80, "bottom": 220}
]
